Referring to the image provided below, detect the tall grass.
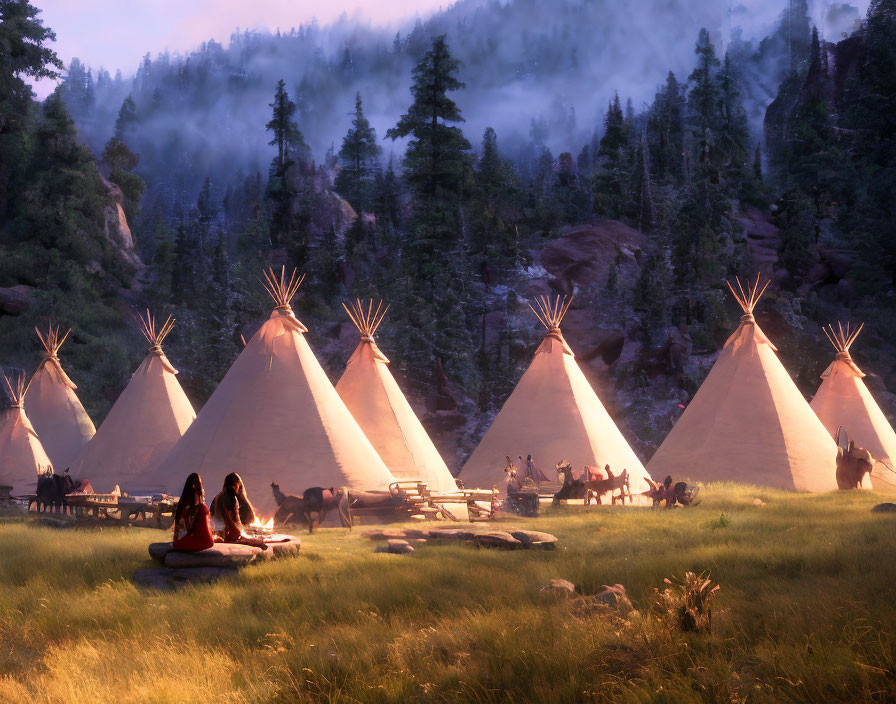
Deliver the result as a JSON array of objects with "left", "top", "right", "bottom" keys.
[{"left": 1, "top": 484, "right": 895, "bottom": 702}]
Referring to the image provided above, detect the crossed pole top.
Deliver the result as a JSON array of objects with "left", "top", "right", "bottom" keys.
[
  {"left": 726, "top": 274, "right": 770, "bottom": 322},
  {"left": 529, "top": 294, "right": 573, "bottom": 332},
  {"left": 262, "top": 266, "right": 305, "bottom": 310},
  {"left": 343, "top": 299, "right": 390, "bottom": 342}
]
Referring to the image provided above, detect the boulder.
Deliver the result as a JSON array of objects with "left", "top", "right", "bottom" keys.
[
  {"left": 591, "top": 584, "right": 632, "bottom": 610},
  {"left": 133, "top": 566, "right": 238, "bottom": 591},
  {"left": 510, "top": 530, "right": 558, "bottom": 550},
  {"left": 100, "top": 176, "right": 143, "bottom": 272},
  {"left": 473, "top": 531, "right": 522, "bottom": 549},
  {"left": 0, "top": 285, "right": 31, "bottom": 316},
  {"left": 871, "top": 503, "right": 896, "bottom": 513},
  {"left": 540, "top": 579, "right": 576, "bottom": 598}
]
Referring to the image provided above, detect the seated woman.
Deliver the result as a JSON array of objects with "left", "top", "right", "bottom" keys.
[
  {"left": 210, "top": 472, "right": 267, "bottom": 550},
  {"left": 172, "top": 473, "right": 217, "bottom": 551}
]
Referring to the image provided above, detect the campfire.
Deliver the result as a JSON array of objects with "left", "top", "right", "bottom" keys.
[{"left": 244, "top": 516, "right": 274, "bottom": 539}]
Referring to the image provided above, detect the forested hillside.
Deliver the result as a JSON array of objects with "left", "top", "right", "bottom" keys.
[{"left": 1, "top": 0, "right": 894, "bottom": 467}]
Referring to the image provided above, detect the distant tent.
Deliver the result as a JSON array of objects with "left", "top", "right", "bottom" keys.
[
  {"left": 25, "top": 323, "right": 95, "bottom": 469},
  {"left": 647, "top": 276, "right": 838, "bottom": 491},
  {"left": 156, "top": 268, "right": 396, "bottom": 516},
  {"left": 0, "top": 373, "right": 53, "bottom": 495},
  {"left": 811, "top": 322, "right": 896, "bottom": 492},
  {"left": 70, "top": 312, "right": 196, "bottom": 493},
  {"left": 461, "top": 295, "right": 651, "bottom": 494},
  {"left": 336, "top": 299, "right": 458, "bottom": 494}
]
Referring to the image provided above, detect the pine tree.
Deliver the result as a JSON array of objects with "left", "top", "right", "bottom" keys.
[
  {"left": 687, "top": 29, "right": 721, "bottom": 152},
  {"left": 114, "top": 95, "right": 138, "bottom": 137},
  {"left": 386, "top": 35, "right": 471, "bottom": 205},
  {"left": 647, "top": 72, "right": 684, "bottom": 181},
  {"left": 599, "top": 92, "right": 626, "bottom": 158},
  {"left": 264, "top": 79, "right": 307, "bottom": 250},
  {"left": 716, "top": 53, "right": 750, "bottom": 168},
  {"left": 335, "top": 92, "right": 381, "bottom": 214}
]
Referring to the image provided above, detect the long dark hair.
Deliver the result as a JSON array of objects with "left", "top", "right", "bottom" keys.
[
  {"left": 224, "top": 472, "right": 256, "bottom": 524},
  {"left": 174, "top": 473, "right": 204, "bottom": 524}
]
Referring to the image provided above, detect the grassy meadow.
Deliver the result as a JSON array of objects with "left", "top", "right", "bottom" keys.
[{"left": 1, "top": 484, "right": 895, "bottom": 703}]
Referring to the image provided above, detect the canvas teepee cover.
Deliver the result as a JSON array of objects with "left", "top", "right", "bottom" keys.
[
  {"left": 0, "top": 374, "right": 53, "bottom": 495},
  {"left": 70, "top": 312, "right": 196, "bottom": 493},
  {"left": 648, "top": 276, "right": 838, "bottom": 491},
  {"left": 810, "top": 322, "right": 896, "bottom": 492},
  {"left": 336, "top": 300, "right": 458, "bottom": 494},
  {"left": 25, "top": 324, "right": 95, "bottom": 470},
  {"left": 156, "top": 269, "right": 396, "bottom": 516},
  {"left": 461, "top": 296, "right": 651, "bottom": 494}
]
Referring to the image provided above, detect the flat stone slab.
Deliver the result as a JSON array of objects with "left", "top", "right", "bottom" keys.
[
  {"left": 473, "top": 531, "right": 522, "bottom": 549},
  {"left": 363, "top": 526, "right": 557, "bottom": 550},
  {"left": 134, "top": 566, "right": 238, "bottom": 591},
  {"left": 510, "top": 530, "right": 558, "bottom": 550},
  {"left": 151, "top": 536, "right": 301, "bottom": 569},
  {"left": 427, "top": 528, "right": 478, "bottom": 541},
  {"left": 375, "top": 539, "right": 415, "bottom": 554}
]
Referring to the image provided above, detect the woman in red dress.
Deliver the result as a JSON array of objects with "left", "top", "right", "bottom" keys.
[{"left": 172, "top": 473, "right": 216, "bottom": 551}]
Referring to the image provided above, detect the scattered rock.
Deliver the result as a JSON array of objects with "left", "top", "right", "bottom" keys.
[
  {"left": 473, "top": 531, "right": 522, "bottom": 549},
  {"left": 375, "top": 539, "right": 415, "bottom": 554},
  {"left": 510, "top": 530, "right": 558, "bottom": 550},
  {"left": 871, "top": 503, "right": 896, "bottom": 513},
  {"left": 387, "top": 539, "right": 415, "bottom": 554},
  {"left": 0, "top": 285, "right": 31, "bottom": 316},
  {"left": 591, "top": 584, "right": 632, "bottom": 611},
  {"left": 540, "top": 579, "right": 577, "bottom": 598},
  {"left": 363, "top": 528, "right": 428, "bottom": 540},
  {"left": 133, "top": 566, "right": 238, "bottom": 591}
]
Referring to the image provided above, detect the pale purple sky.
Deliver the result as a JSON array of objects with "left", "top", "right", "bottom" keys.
[{"left": 31, "top": 0, "right": 448, "bottom": 98}]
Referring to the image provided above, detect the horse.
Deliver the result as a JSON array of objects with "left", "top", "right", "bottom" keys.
[
  {"left": 553, "top": 461, "right": 629, "bottom": 505},
  {"left": 643, "top": 475, "right": 700, "bottom": 508},
  {"left": 33, "top": 471, "right": 75, "bottom": 513},
  {"left": 271, "top": 482, "right": 353, "bottom": 533}
]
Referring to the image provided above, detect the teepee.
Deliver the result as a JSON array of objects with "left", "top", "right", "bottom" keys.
[
  {"left": 461, "top": 295, "right": 651, "bottom": 494},
  {"left": 156, "top": 268, "right": 396, "bottom": 516},
  {"left": 811, "top": 322, "right": 896, "bottom": 492},
  {"left": 25, "top": 324, "right": 96, "bottom": 469},
  {"left": 647, "top": 276, "right": 838, "bottom": 491},
  {"left": 336, "top": 299, "right": 458, "bottom": 494},
  {"left": 0, "top": 373, "right": 53, "bottom": 496},
  {"left": 69, "top": 312, "right": 196, "bottom": 493}
]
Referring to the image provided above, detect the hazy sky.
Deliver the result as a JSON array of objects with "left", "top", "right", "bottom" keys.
[{"left": 31, "top": 0, "right": 447, "bottom": 98}]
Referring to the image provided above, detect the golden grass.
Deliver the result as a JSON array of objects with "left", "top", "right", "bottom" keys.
[{"left": 1, "top": 484, "right": 895, "bottom": 702}]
